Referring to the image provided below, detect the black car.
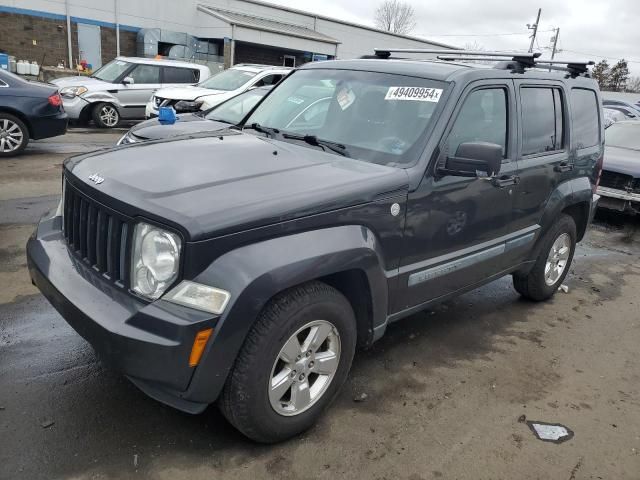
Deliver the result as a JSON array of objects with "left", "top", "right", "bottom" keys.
[
  {"left": 597, "top": 121, "right": 640, "bottom": 214},
  {"left": 27, "top": 50, "right": 602, "bottom": 443},
  {"left": 117, "top": 86, "right": 273, "bottom": 145},
  {"left": 0, "top": 70, "right": 67, "bottom": 157}
]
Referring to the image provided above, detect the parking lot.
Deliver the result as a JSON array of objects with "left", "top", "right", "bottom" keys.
[{"left": 1, "top": 130, "right": 640, "bottom": 479}]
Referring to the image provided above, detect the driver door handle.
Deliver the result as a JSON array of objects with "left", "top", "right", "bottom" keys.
[{"left": 491, "top": 174, "right": 520, "bottom": 188}]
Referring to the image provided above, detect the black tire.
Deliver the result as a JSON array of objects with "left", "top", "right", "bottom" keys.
[
  {"left": 0, "top": 113, "right": 29, "bottom": 157},
  {"left": 513, "top": 213, "right": 577, "bottom": 301},
  {"left": 220, "top": 281, "right": 357, "bottom": 443},
  {"left": 92, "top": 102, "right": 120, "bottom": 128}
]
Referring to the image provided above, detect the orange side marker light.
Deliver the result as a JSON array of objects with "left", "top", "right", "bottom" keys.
[{"left": 189, "top": 328, "right": 213, "bottom": 367}]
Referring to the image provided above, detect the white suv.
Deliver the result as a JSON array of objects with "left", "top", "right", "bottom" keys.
[
  {"left": 53, "top": 57, "right": 211, "bottom": 128},
  {"left": 145, "top": 64, "right": 291, "bottom": 118}
]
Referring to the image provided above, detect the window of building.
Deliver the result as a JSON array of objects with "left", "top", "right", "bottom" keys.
[
  {"left": 571, "top": 89, "right": 601, "bottom": 149},
  {"left": 447, "top": 88, "right": 508, "bottom": 158},
  {"left": 163, "top": 67, "right": 199, "bottom": 84},
  {"left": 521, "top": 87, "right": 564, "bottom": 156}
]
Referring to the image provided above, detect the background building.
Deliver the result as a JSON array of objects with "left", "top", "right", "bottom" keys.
[{"left": 0, "top": 0, "right": 453, "bottom": 72}]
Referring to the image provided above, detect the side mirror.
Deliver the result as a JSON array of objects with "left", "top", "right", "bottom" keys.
[
  {"left": 122, "top": 76, "right": 134, "bottom": 85},
  {"left": 440, "top": 142, "right": 503, "bottom": 178}
]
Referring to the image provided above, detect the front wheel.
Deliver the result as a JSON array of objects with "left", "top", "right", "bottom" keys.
[
  {"left": 219, "top": 281, "right": 357, "bottom": 443},
  {"left": 92, "top": 103, "right": 120, "bottom": 128},
  {"left": 513, "top": 214, "right": 577, "bottom": 301}
]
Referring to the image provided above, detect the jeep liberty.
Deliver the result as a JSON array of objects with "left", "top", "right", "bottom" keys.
[{"left": 27, "top": 49, "right": 603, "bottom": 443}]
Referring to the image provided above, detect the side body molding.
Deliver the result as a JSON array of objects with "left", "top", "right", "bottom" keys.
[{"left": 183, "top": 225, "right": 389, "bottom": 404}]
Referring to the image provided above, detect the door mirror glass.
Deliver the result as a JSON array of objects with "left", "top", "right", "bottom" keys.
[
  {"left": 122, "top": 76, "right": 134, "bottom": 85},
  {"left": 443, "top": 141, "right": 503, "bottom": 177}
]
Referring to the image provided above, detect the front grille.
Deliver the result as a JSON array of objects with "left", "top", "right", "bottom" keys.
[
  {"left": 599, "top": 170, "right": 633, "bottom": 191},
  {"left": 154, "top": 97, "right": 175, "bottom": 108},
  {"left": 62, "top": 179, "right": 131, "bottom": 286}
]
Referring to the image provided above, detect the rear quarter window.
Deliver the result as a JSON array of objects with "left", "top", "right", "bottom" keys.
[
  {"left": 163, "top": 67, "right": 200, "bottom": 83},
  {"left": 571, "top": 88, "right": 600, "bottom": 149}
]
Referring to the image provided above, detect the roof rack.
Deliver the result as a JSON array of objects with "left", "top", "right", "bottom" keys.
[{"left": 370, "top": 48, "right": 593, "bottom": 77}]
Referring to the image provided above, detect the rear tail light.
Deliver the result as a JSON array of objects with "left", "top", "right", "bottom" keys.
[
  {"left": 48, "top": 93, "right": 63, "bottom": 108},
  {"left": 593, "top": 153, "right": 604, "bottom": 193}
]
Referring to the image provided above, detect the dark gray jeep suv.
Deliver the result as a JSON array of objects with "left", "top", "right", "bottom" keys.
[{"left": 27, "top": 49, "right": 603, "bottom": 443}]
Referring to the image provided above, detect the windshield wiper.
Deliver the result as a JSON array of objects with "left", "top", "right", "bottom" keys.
[
  {"left": 281, "top": 133, "right": 349, "bottom": 157},
  {"left": 245, "top": 122, "right": 280, "bottom": 138}
]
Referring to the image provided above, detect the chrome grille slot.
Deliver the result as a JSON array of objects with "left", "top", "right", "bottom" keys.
[{"left": 63, "top": 178, "right": 131, "bottom": 286}]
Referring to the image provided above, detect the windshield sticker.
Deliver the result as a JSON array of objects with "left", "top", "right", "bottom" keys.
[
  {"left": 337, "top": 87, "right": 356, "bottom": 110},
  {"left": 115, "top": 60, "right": 127, "bottom": 66},
  {"left": 385, "top": 87, "right": 443, "bottom": 102},
  {"left": 287, "top": 96, "right": 305, "bottom": 105}
]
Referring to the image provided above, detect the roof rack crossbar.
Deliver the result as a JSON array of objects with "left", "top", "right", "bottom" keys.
[{"left": 374, "top": 48, "right": 541, "bottom": 59}]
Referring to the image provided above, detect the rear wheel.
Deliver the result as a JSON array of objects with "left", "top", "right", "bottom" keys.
[
  {"left": 92, "top": 103, "right": 120, "bottom": 128},
  {"left": 0, "top": 114, "right": 29, "bottom": 157},
  {"left": 513, "top": 214, "right": 577, "bottom": 301},
  {"left": 220, "top": 281, "right": 357, "bottom": 443}
]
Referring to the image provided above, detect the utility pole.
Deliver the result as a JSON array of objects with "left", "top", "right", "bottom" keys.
[
  {"left": 549, "top": 27, "right": 560, "bottom": 72},
  {"left": 550, "top": 27, "right": 560, "bottom": 61},
  {"left": 527, "top": 8, "right": 542, "bottom": 53}
]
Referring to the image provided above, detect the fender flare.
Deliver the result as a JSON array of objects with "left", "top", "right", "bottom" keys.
[
  {"left": 182, "top": 225, "right": 389, "bottom": 404},
  {"left": 526, "top": 177, "right": 593, "bottom": 266}
]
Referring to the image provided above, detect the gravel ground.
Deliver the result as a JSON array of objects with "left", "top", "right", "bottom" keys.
[{"left": 1, "top": 130, "right": 639, "bottom": 480}]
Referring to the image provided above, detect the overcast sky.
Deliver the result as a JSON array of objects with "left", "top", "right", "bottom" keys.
[{"left": 264, "top": 0, "right": 640, "bottom": 76}]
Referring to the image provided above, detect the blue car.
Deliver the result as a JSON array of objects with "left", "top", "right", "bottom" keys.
[{"left": 0, "top": 69, "right": 67, "bottom": 157}]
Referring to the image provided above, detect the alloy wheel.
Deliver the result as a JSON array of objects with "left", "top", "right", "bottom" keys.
[
  {"left": 0, "top": 119, "right": 24, "bottom": 153},
  {"left": 269, "top": 320, "right": 341, "bottom": 416},
  {"left": 544, "top": 232, "right": 571, "bottom": 286},
  {"left": 99, "top": 105, "right": 119, "bottom": 127}
]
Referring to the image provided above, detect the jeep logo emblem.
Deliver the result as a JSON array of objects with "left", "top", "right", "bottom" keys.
[{"left": 88, "top": 173, "right": 104, "bottom": 185}]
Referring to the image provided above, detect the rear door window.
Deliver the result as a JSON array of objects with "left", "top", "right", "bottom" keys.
[
  {"left": 163, "top": 67, "right": 199, "bottom": 83},
  {"left": 571, "top": 88, "right": 600, "bottom": 149},
  {"left": 520, "top": 87, "right": 564, "bottom": 156}
]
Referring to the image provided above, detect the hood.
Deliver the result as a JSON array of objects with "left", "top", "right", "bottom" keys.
[
  {"left": 155, "top": 86, "right": 227, "bottom": 101},
  {"left": 51, "top": 76, "right": 114, "bottom": 90},
  {"left": 130, "top": 114, "right": 230, "bottom": 140},
  {"left": 603, "top": 145, "right": 640, "bottom": 177},
  {"left": 65, "top": 132, "right": 408, "bottom": 241}
]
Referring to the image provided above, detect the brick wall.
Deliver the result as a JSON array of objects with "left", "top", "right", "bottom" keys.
[
  {"left": 234, "top": 42, "right": 309, "bottom": 67},
  {"left": 0, "top": 12, "right": 78, "bottom": 67},
  {"left": 100, "top": 27, "right": 137, "bottom": 65},
  {"left": 0, "top": 12, "right": 137, "bottom": 68}
]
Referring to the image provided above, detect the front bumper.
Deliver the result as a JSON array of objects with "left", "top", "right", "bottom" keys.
[
  {"left": 596, "top": 186, "right": 640, "bottom": 214},
  {"left": 145, "top": 101, "right": 158, "bottom": 119},
  {"left": 27, "top": 213, "right": 218, "bottom": 413},
  {"left": 60, "top": 95, "right": 91, "bottom": 120}
]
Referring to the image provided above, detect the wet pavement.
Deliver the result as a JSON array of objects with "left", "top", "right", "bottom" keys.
[{"left": 1, "top": 131, "right": 640, "bottom": 479}]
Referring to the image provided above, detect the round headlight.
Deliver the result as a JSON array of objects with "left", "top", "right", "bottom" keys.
[
  {"left": 141, "top": 229, "right": 179, "bottom": 281},
  {"left": 131, "top": 223, "right": 182, "bottom": 299}
]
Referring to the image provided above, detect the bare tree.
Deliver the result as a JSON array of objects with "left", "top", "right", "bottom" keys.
[{"left": 374, "top": 0, "right": 416, "bottom": 35}]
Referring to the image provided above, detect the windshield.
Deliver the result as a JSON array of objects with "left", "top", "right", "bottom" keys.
[
  {"left": 92, "top": 59, "right": 131, "bottom": 82},
  {"left": 205, "top": 88, "right": 268, "bottom": 124},
  {"left": 606, "top": 122, "right": 640, "bottom": 150},
  {"left": 244, "top": 69, "right": 447, "bottom": 166},
  {"left": 199, "top": 69, "right": 257, "bottom": 91}
]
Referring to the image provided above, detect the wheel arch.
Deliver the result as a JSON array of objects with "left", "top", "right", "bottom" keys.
[{"left": 182, "top": 225, "right": 389, "bottom": 404}]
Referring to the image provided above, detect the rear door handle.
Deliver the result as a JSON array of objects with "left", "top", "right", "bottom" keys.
[
  {"left": 554, "top": 162, "right": 574, "bottom": 173},
  {"left": 492, "top": 175, "right": 520, "bottom": 188}
]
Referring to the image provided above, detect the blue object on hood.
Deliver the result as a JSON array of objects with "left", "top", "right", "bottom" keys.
[{"left": 158, "top": 106, "right": 177, "bottom": 125}]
